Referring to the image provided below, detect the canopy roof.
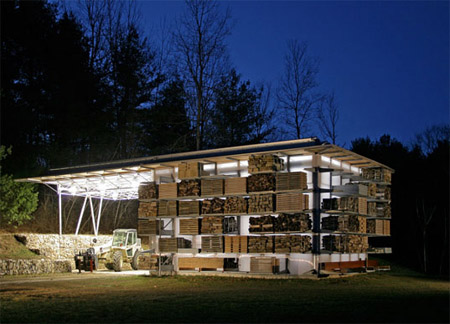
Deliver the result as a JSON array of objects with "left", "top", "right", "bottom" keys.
[{"left": 17, "top": 138, "right": 393, "bottom": 200}]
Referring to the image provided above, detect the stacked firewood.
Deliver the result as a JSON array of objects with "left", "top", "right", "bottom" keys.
[
  {"left": 138, "top": 182, "right": 158, "bottom": 200},
  {"left": 201, "top": 198, "right": 225, "bottom": 214},
  {"left": 201, "top": 216, "right": 223, "bottom": 234},
  {"left": 248, "top": 154, "right": 284, "bottom": 173},
  {"left": 138, "top": 219, "right": 160, "bottom": 235},
  {"left": 159, "top": 238, "right": 178, "bottom": 253},
  {"left": 273, "top": 213, "right": 311, "bottom": 232},
  {"left": 223, "top": 197, "right": 247, "bottom": 214},
  {"left": 178, "top": 180, "right": 200, "bottom": 197},
  {"left": 158, "top": 200, "right": 177, "bottom": 216},
  {"left": 276, "top": 172, "right": 308, "bottom": 191},
  {"left": 322, "top": 215, "right": 366, "bottom": 233},
  {"left": 179, "top": 219, "right": 199, "bottom": 235},
  {"left": 368, "top": 202, "right": 377, "bottom": 216},
  {"left": 249, "top": 216, "right": 274, "bottom": 233},
  {"left": 384, "top": 205, "right": 391, "bottom": 218},
  {"left": 201, "top": 236, "right": 223, "bottom": 253},
  {"left": 377, "top": 186, "right": 391, "bottom": 200},
  {"left": 201, "top": 179, "right": 224, "bottom": 196},
  {"left": 368, "top": 183, "right": 377, "bottom": 198},
  {"left": 138, "top": 201, "right": 158, "bottom": 218},
  {"left": 322, "top": 235, "right": 368, "bottom": 253},
  {"left": 178, "top": 201, "right": 200, "bottom": 216},
  {"left": 247, "top": 174, "right": 276, "bottom": 192},
  {"left": 178, "top": 162, "right": 207, "bottom": 179},
  {"left": 274, "top": 235, "right": 311, "bottom": 253},
  {"left": 248, "top": 236, "right": 274, "bottom": 253},
  {"left": 248, "top": 194, "right": 274, "bottom": 213},
  {"left": 338, "top": 197, "right": 367, "bottom": 214},
  {"left": 362, "top": 168, "right": 392, "bottom": 183}
]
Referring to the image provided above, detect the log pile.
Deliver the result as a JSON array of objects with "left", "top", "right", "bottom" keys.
[
  {"left": 178, "top": 257, "right": 223, "bottom": 270},
  {"left": 250, "top": 257, "right": 279, "bottom": 273},
  {"left": 138, "top": 218, "right": 161, "bottom": 235},
  {"left": 178, "top": 180, "right": 200, "bottom": 197},
  {"left": 136, "top": 254, "right": 158, "bottom": 270},
  {"left": 322, "top": 215, "right": 366, "bottom": 233},
  {"left": 159, "top": 183, "right": 178, "bottom": 199},
  {"left": 248, "top": 154, "right": 284, "bottom": 173},
  {"left": 224, "top": 177, "right": 247, "bottom": 195},
  {"left": 178, "top": 201, "right": 200, "bottom": 216},
  {"left": 223, "top": 217, "right": 239, "bottom": 234},
  {"left": 138, "top": 182, "right": 158, "bottom": 200},
  {"left": 368, "top": 183, "right": 377, "bottom": 198},
  {"left": 368, "top": 202, "right": 377, "bottom": 216},
  {"left": 276, "top": 193, "right": 308, "bottom": 212},
  {"left": 248, "top": 194, "right": 274, "bottom": 213},
  {"left": 179, "top": 219, "right": 199, "bottom": 235},
  {"left": 274, "top": 235, "right": 311, "bottom": 253},
  {"left": 201, "top": 198, "right": 225, "bottom": 214},
  {"left": 159, "top": 238, "right": 178, "bottom": 253},
  {"left": 338, "top": 197, "right": 367, "bottom": 214},
  {"left": 382, "top": 187, "right": 391, "bottom": 200},
  {"left": 249, "top": 216, "right": 274, "bottom": 233},
  {"left": 368, "top": 202, "right": 391, "bottom": 218},
  {"left": 367, "top": 220, "right": 390, "bottom": 235},
  {"left": 178, "top": 162, "right": 207, "bottom": 179},
  {"left": 201, "top": 179, "right": 224, "bottom": 196},
  {"left": 362, "top": 168, "right": 392, "bottom": 183},
  {"left": 384, "top": 205, "right": 391, "bottom": 218},
  {"left": 247, "top": 174, "right": 276, "bottom": 192},
  {"left": 158, "top": 200, "right": 177, "bottom": 217},
  {"left": 274, "top": 213, "right": 311, "bottom": 232},
  {"left": 322, "top": 235, "right": 369, "bottom": 253},
  {"left": 224, "top": 236, "right": 248, "bottom": 253},
  {"left": 201, "top": 216, "right": 223, "bottom": 234},
  {"left": 224, "top": 197, "right": 247, "bottom": 214},
  {"left": 276, "top": 172, "right": 308, "bottom": 191},
  {"left": 201, "top": 236, "right": 223, "bottom": 253},
  {"left": 177, "top": 237, "right": 192, "bottom": 249},
  {"left": 138, "top": 201, "right": 158, "bottom": 218},
  {"left": 248, "top": 236, "right": 274, "bottom": 253}
]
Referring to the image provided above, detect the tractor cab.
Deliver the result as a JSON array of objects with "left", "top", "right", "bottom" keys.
[{"left": 112, "top": 229, "right": 138, "bottom": 257}]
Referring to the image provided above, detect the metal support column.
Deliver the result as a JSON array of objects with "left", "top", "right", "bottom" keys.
[
  {"left": 96, "top": 197, "right": 104, "bottom": 235},
  {"left": 88, "top": 196, "right": 97, "bottom": 237},
  {"left": 75, "top": 196, "right": 88, "bottom": 235},
  {"left": 58, "top": 187, "right": 62, "bottom": 236},
  {"left": 312, "top": 167, "right": 321, "bottom": 276}
]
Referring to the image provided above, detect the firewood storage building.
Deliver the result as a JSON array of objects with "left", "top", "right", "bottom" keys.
[{"left": 20, "top": 138, "right": 393, "bottom": 275}]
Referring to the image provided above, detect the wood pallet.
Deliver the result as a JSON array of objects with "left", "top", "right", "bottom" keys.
[
  {"left": 201, "top": 179, "right": 224, "bottom": 196},
  {"left": 224, "top": 196, "right": 247, "bottom": 214},
  {"left": 158, "top": 200, "right": 177, "bottom": 217},
  {"left": 247, "top": 174, "right": 276, "bottom": 192},
  {"left": 159, "top": 183, "right": 178, "bottom": 199},
  {"left": 276, "top": 193, "right": 308, "bottom": 212},
  {"left": 138, "top": 201, "right": 158, "bottom": 218},
  {"left": 201, "top": 216, "right": 223, "bottom": 234},
  {"left": 138, "top": 182, "right": 158, "bottom": 200},
  {"left": 248, "top": 154, "right": 284, "bottom": 174},
  {"left": 224, "top": 177, "right": 247, "bottom": 195},
  {"left": 276, "top": 172, "right": 307, "bottom": 191},
  {"left": 178, "top": 201, "right": 200, "bottom": 216},
  {"left": 248, "top": 194, "right": 274, "bottom": 213},
  {"left": 201, "top": 236, "right": 223, "bottom": 253},
  {"left": 178, "top": 179, "right": 200, "bottom": 197},
  {"left": 179, "top": 219, "right": 199, "bottom": 235},
  {"left": 201, "top": 198, "right": 225, "bottom": 214},
  {"left": 224, "top": 236, "right": 248, "bottom": 253}
]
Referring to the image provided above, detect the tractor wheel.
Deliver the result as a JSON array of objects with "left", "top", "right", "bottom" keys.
[
  {"left": 113, "top": 251, "right": 123, "bottom": 272},
  {"left": 131, "top": 251, "right": 141, "bottom": 270}
]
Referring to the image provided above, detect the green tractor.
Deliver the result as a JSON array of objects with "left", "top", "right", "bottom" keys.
[{"left": 75, "top": 229, "right": 142, "bottom": 272}]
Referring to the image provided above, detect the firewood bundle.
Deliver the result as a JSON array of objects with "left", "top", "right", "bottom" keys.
[
  {"left": 248, "top": 236, "right": 274, "bottom": 253},
  {"left": 249, "top": 216, "right": 274, "bottom": 233},
  {"left": 276, "top": 172, "right": 308, "bottom": 191},
  {"left": 273, "top": 213, "right": 311, "bottom": 232},
  {"left": 201, "top": 179, "right": 224, "bottom": 196},
  {"left": 138, "top": 201, "right": 158, "bottom": 218},
  {"left": 322, "top": 235, "right": 368, "bottom": 253},
  {"left": 368, "top": 202, "right": 377, "bottom": 216},
  {"left": 248, "top": 154, "right": 284, "bottom": 173},
  {"left": 138, "top": 219, "right": 161, "bottom": 235},
  {"left": 362, "top": 168, "right": 392, "bottom": 183},
  {"left": 179, "top": 219, "right": 199, "bottom": 235},
  {"left": 368, "top": 183, "right": 377, "bottom": 198},
  {"left": 159, "top": 238, "right": 177, "bottom": 253},
  {"left": 201, "top": 236, "right": 223, "bottom": 253},
  {"left": 178, "top": 180, "right": 200, "bottom": 197},
  {"left": 378, "top": 186, "right": 391, "bottom": 200},
  {"left": 224, "top": 197, "right": 247, "bottom": 214},
  {"left": 248, "top": 194, "right": 274, "bottom": 213},
  {"left": 274, "top": 235, "right": 311, "bottom": 253},
  {"left": 201, "top": 216, "right": 223, "bottom": 234},
  {"left": 247, "top": 174, "right": 276, "bottom": 192},
  {"left": 383, "top": 205, "right": 391, "bottom": 218},
  {"left": 338, "top": 197, "right": 367, "bottom": 214},
  {"left": 178, "top": 201, "right": 200, "bottom": 216},
  {"left": 201, "top": 198, "right": 225, "bottom": 214},
  {"left": 138, "top": 182, "right": 158, "bottom": 200},
  {"left": 158, "top": 200, "right": 177, "bottom": 216},
  {"left": 368, "top": 202, "right": 391, "bottom": 218},
  {"left": 322, "top": 215, "right": 366, "bottom": 233}
]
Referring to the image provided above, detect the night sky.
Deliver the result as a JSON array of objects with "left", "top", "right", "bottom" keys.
[{"left": 141, "top": 1, "right": 449, "bottom": 147}]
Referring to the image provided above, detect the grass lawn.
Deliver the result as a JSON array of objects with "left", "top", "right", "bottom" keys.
[{"left": 1, "top": 266, "right": 449, "bottom": 323}]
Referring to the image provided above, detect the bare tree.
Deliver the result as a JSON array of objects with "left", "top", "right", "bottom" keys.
[
  {"left": 173, "top": 0, "right": 232, "bottom": 150},
  {"left": 318, "top": 92, "right": 339, "bottom": 144},
  {"left": 414, "top": 124, "right": 450, "bottom": 155},
  {"left": 416, "top": 199, "right": 436, "bottom": 273},
  {"left": 277, "top": 40, "right": 321, "bottom": 139}
]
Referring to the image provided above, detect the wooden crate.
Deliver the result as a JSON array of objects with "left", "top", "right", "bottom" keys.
[
  {"left": 178, "top": 201, "right": 200, "bottom": 216},
  {"left": 159, "top": 238, "right": 177, "bottom": 253},
  {"left": 159, "top": 183, "right": 178, "bottom": 199},
  {"left": 276, "top": 193, "right": 307, "bottom": 212},
  {"left": 224, "top": 236, "right": 248, "bottom": 253},
  {"left": 250, "top": 257, "right": 279, "bottom": 273},
  {"left": 158, "top": 200, "right": 177, "bottom": 217},
  {"left": 276, "top": 172, "right": 307, "bottom": 191},
  {"left": 201, "top": 216, "right": 223, "bottom": 234},
  {"left": 179, "top": 219, "right": 199, "bottom": 235},
  {"left": 201, "top": 179, "right": 224, "bottom": 196},
  {"left": 178, "top": 180, "right": 200, "bottom": 197},
  {"left": 201, "top": 236, "right": 223, "bottom": 253},
  {"left": 178, "top": 257, "right": 223, "bottom": 270},
  {"left": 248, "top": 194, "right": 274, "bottom": 213},
  {"left": 138, "top": 182, "right": 158, "bottom": 200},
  {"left": 224, "top": 197, "right": 247, "bottom": 214},
  {"left": 247, "top": 174, "right": 276, "bottom": 192},
  {"left": 224, "top": 177, "right": 247, "bottom": 195},
  {"left": 138, "top": 201, "right": 158, "bottom": 218}
]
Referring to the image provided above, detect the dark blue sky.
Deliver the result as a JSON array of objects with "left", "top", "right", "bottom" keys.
[{"left": 140, "top": 1, "right": 449, "bottom": 147}]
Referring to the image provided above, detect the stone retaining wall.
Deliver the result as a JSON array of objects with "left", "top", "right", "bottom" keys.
[{"left": 0, "top": 259, "right": 72, "bottom": 275}]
